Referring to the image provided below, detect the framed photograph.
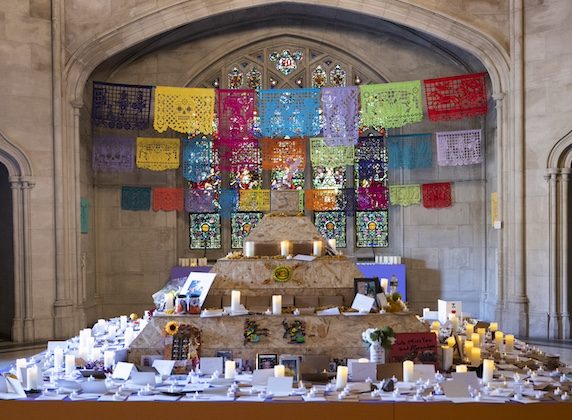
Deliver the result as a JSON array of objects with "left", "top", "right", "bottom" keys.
[
  {"left": 256, "top": 353, "right": 278, "bottom": 370},
  {"left": 140, "top": 354, "right": 162, "bottom": 367},
  {"left": 279, "top": 355, "right": 301, "bottom": 382},
  {"left": 354, "top": 277, "right": 381, "bottom": 307}
]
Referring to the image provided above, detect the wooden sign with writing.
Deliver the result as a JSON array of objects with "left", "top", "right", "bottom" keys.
[{"left": 387, "top": 332, "right": 439, "bottom": 365}]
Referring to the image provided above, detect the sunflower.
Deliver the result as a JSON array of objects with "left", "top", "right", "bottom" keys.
[{"left": 164, "top": 321, "right": 179, "bottom": 336}]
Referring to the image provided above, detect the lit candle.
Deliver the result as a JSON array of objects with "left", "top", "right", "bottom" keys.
[
  {"left": 489, "top": 322, "right": 498, "bottom": 332},
  {"left": 430, "top": 321, "right": 441, "bottom": 331},
  {"left": 471, "top": 332, "right": 480, "bottom": 348},
  {"left": 494, "top": 331, "right": 504, "bottom": 350},
  {"left": 422, "top": 308, "right": 430, "bottom": 319},
  {"left": 231, "top": 290, "right": 241, "bottom": 313},
  {"left": 477, "top": 328, "right": 486, "bottom": 345},
  {"left": 54, "top": 347, "right": 64, "bottom": 372},
  {"left": 313, "top": 240, "right": 323, "bottom": 256},
  {"left": 456, "top": 364, "right": 468, "bottom": 373},
  {"left": 464, "top": 340, "right": 474, "bottom": 360},
  {"left": 26, "top": 364, "right": 39, "bottom": 390},
  {"left": 274, "top": 364, "right": 285, "bottom": 377},
  {"left": 91, "top": 347, "right": 102, "bottom": 362},
  {"left": 505, "top": 334, "right": 515, "bottom": 352},
  {"left": 482, "top": 359, "right": 494, "bottom": 384},
  {"left": 108, "top": 325, "right": 117, "bottom": 338},
  {"left": 104, "top": 351, "right": 115, "bottom": 369},
  {"left": 198, "top": 257, "right": 208, "bottom": 267},
  {"left": 65, "top": 354, "right": 76, "bottom": 376},
  {"left": 15, "top": 358, "right": 26, "bottom": 384},
  {"left": 164, "top": 293, "right": 174, "bottom": 311},
  {"left": 380, "top": 278, "right": 389, "bottom": 294},
  {"left": 190, "top": 258, "right": 198, "bottom": 267},
  {"left": 327, "top": 238, "right": 336, "bottom": 250},
  {"left": 403, "top": 360, "right": 414, "bottom": 382},
  {"left": 470, "top": 347, "right": 481, "bottom": 366},
  {"left": 465, "top": 324, "right": 474, "bottom": 336},
  {"left": 446, "top": 337, "right": 456, "bottom": 347},
  {"left": 280, "top": 240, "right": 290, "bottom": 257},
  {"left": 124, "top": 327, "right": 134, "bottom": 347},
  {"left": 335, "top": 366, "right": 348, "bottom": 390},
  {"left": 272, "top": 295, "right": 282, "bottom": 315},
  {"left": 441, "top": 346, "right": 453, "bottom": 371},
  {"left": 244, "top": 241, "right": 255, "bottom": 257},
  {"left": 225, "top": 360, "right": 236, "bottom": 379}
]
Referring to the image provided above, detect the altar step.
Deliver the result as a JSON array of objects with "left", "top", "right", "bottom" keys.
[{"left": 0, "top": 340, "right": 46, "bottom": 361}]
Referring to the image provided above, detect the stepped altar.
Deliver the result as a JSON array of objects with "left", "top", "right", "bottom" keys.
[{"left": 128, "top": 214, "right": 426, "bottom": 365}]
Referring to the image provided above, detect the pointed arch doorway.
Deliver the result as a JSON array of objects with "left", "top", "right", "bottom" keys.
[{"left": 0, "top": 162, "right": 14, "bottom": 340}]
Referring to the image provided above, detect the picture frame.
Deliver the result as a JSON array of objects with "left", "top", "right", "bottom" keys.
[
  {"left": 354, "top": 277, "right": 381, "bottom": 307},
  {"left": 256, "top": 353, "right": 278, "bottom": 370},
  {"left": 279, "top": 355, "right": 301, "bottom": 382}
]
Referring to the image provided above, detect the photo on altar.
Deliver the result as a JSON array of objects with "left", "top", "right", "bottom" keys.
[
  {"left": 256, "top": 353, "right": 278, "bottom": 370},
  {"left": 279, "top": 355, "right": 301, "bottom": 382}
]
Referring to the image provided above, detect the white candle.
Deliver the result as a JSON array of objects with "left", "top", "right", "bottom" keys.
[
  {"left": 327, "top": 238, "right": 336, "bottom": 250},
  {"left": 380, "top": 278, "right": 389, "bottom": 294},
  {"left": 272, "top": 295, "right": 282, "bottom": 315},
  {"left": 225, "top": 360, "right": 236, "bottom": 379},
  {"left": 441, "top": 346, "right": 453, "bottom": 371},
  {"left": 54, "top": 347, "right": 64, "bottom": 372},
  {"left": 422, "top": 307, "right": 430, "bottom": 318},
  {"left": 477, "top": 328, "right": 486, "bottom": 345},
  {"left": 15, "top": 358, "right": 26, "bottom": 383},
  {"left": 403, "top": 360, "right": 414, "bottom": 382},
  {"left": 124, "top": 327, "right": 134, "bottom": 347},
  {"left": 274, "top": 364, "right": 285, "bottom": 377},
  {"left": 65, "top": 354, "right": 75, "bottom": 376},
  {"left": 313, "top": 240, "right": 323, "bottom": 256},
  {"left": 91, "top": 347, "right": 102, "bottom": 362},
  {"left": 26, "top": 365, "right": 39, "bottom": 390},
  {"left": 471, "top": 333, "right": 480, "bottom": 348},
  {"left": 244, "top": 241, "right": 255, "bottom": 257},
  {"left": 456, "top": 364, "right": 468, "bottom": 373},
  {"left": 489, "top": 322, "right": 498, "bottom": 332},
  {"left": 280, "top": 240, "right": 290, "bottom": 257},
  {"left": 198, "top": 257, "right": 207, "bottom": 267},
  {"left": 108, "top": 325, "right": 117, "bottom": 338},
  {"left": 464, "top": 340, "right": 474, "bottom": 360},
  {"left": 482, "top": 359, "right": 494, "bottom": 384},
  {"left": 465, "top": 324, "right": 474, "bottom": 336},
  {"left": 470, "top": 347, "right": 481, "bottom": 366},
  {"left": 335, "top": 366, "right": 348, "bottom": 390},
  {"left": 505, "top": 334, "right": 515, "bottom": 352},
  {"left": 231, "top": 290, "right": 241, "bottom": 313},
  {"left": 494, "top": 331, "right": 504, "bottom": 350},
  {"left": 120, "top": 315, "right": 128, "bottom": 330},
  {"left": 104, "top": 351, "right": 115, "bottom": 369}
]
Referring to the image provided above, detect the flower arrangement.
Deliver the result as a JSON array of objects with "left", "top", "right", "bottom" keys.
[
  {"left": 362, "top": 326, "right": 396, "bottom": 350},
  {"left": 164, "top": 321, "right": 179, "bottom": 336},
  {"left": 383, "top": 292, "right": 408, "bottom": 313}
]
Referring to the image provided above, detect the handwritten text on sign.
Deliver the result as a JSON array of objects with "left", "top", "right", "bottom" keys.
[{"left": 387, "top": 332, "right": 439, "bottom": 365}]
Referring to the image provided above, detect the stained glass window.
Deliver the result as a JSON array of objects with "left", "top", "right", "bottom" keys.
[
  {"left": 231, "top": 212, "right": 263, "bottom": 248},
  {"left": 354, "top": 136, "right": 388, "bottom": 188},
  {"left": 269, "top": 50, "right": 303, "bottom": 75},
  {"left": 314, "top": 211, "right": 347, "bottom": 248},
  {"left": 330, "top": 65, "right": 347, "bottom": 87},
  {"left": 355, "top": 211, "right": 389, "bottom": 248},
  {"left": 246, "top": 67, "right": 262, "bottom": 90},
  {"left": 312, "top": 65, "right": 327, "bottom": 87},
  {"left": 271, "top": 168, "right": 304, "bottom": 190},
  {"left": 312, "top": 166, "right": 346, "bottom": 189},
  {"left": 189, "top": 213, "right": 221, "bottom": 249},
  {"left": 228, "top": 67, "right": 244, "bottom": 89}
]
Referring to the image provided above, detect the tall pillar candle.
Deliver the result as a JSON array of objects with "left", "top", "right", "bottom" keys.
[
  {"left": 120, "top": 315, "right": 128, "bottom": 330},
  {"left": 482, "top": 359, "right": 494, "bottom": 384},
  {"left": 422, "top": 307, "right": 430, "bottom": 319},
  {"left": 244, "top": 241, "right": 255, "bottom": 257},
  {"left": 26, "top": 364, "right": 39, "bottom": 390},
  {"left": 225, "top": 360, "right": 236, "bottom": 379},
  {"left": 53, "top": 347, "right": 64, "bottom": 372},
  {"left": 280, "top": 240, "right": 290, "bottom": 257},
  {"left": 465, "top": 324, "right": 474, "bottom": 337},
  {"left": 470, "top": 347, "right": 481, "bottom": 366},
  {"left": 441, "top": 346, "right": 453, "bottom": 371},
  {"left": 489, "top": 322, "right": 498, "bottom": 333},
  {"left": 403, "top": 361, "right": 414, "bottom": 382},
  {"left": 494, "top": 331, "right": 504, "bottom": 350},
  {"left": 231, "top": 290, "right": 241, "bottom": 313},
  {"left": 312, "top": 240, "right": 323, "bottom": 256},
  {"left": 272, "top": 295, "right": 282, "bottom": 315},
  {"left": 274, "top": 364, "right": 285, "bottom": 377},
  {"left": 463, "top": 340, "right": 473, "bottom": 360},
  {"left": 164, "top": 293, "right": 174, "bottom": 311},
  {"left": 471, "top": 333, "right": 480, "bottom": 348},
  {"left": 15, "top": 358, "right": 26, "bottom": 383},
  {"left": 505, "top": 334, "right": 515, "bottom": 352},
  {"left": 335, "top": 366, "right": 348, "bottom": 390},
  {"left": 124, "top": 327, "right": 134, "bottom": 347},
  {"left": 65, "top": 354, "right": 75, "bottom": 376},
  {"left": 477, "top": 328, "right": 486, "bottom": 345}
]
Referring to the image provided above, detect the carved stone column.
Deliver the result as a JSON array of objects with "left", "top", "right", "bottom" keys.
[
  {"left": 547, "top": 169, "right": 560, "bottom": 339},
  {"left": 560, "top": 169, "right": 570, "bottom": 338}
]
